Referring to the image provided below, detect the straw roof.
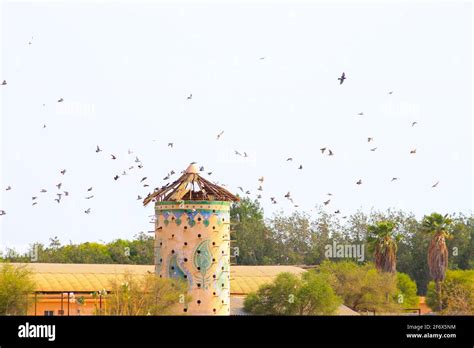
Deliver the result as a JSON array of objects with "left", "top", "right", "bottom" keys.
[{"left": 143, "top": 164, "right": 239, "bottom": 206}]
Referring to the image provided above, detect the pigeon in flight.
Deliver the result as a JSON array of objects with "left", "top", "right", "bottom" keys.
[
  {"left": 137, "top": 195, "right": 142, "bottom": 200},
  {"left": 412, "top": 122, "right": 418, "bottom": 127},
  {"left": 0, "top": 210, "right": 5, "bottom": 216},
  {"left": 199, "top": 166, "right": 205, "bottom": 172},
  {"left": 40, "top": 189, "right": 47, "bottom": 193},
  {"left": 391, "top": 177, "right": 399, "bottom": 182},
  {"left": 270, "top": 197, "right": 277, "bottom": 204},
  {"left": 244, "top": 152, "right": 248, "bottom": 158},
  {"left": 258, "top": 176, "right": 264, "bottom": 183},
  {"left": 432, "top": 181, "right": 439, "bottom": 188},
  {"left": 168, "top": 143, "right": 174, "bottom": 148},
  {"left": 186, "top": 94, "right": 192, "bottom": 100},
  {"left": 323, "top": 199, "right": 331, "bottom": 205},
  {"left": 128, "top": 149, "right": 134, "bottom": 155},
  {"left": 320, "top": 148, "right": 326, "bottom": 154},
  {"left": 85, "top": 195, "right": 94, "bottom": 199},
  {"left": 370, "top": 147, "right": 378, "bottom": 152},
  {"left": 356, "top": 179, "right": 362, "bottom": 185},
  {"left": 235, "top": 150, "right": 242, "bottom": 156},
  {"left": 328, "top": 150, "right": 334, "bottom": 156},
  {"left": 64, "top": 191, "right": 69, "bottom": 196},
  {"left": 410, "top": 149, "right": 417, "bottom": 154},
  {"left": 32, "top": 196, "right": 37, "bottom": 200},
  {"left": 5, "top": 186, "right": 11, "bottom": 191},
  {"left": 1, "top": 80, "right": 6, "bottom": 86},
  {"left": 238, "top": 187, "right": 243, "bottom": 192},
  {"left": 111, "top": 154, "right": 117, "bottom": 160},
  {"left": 284, "top": 192, "right": 291, "bottom": 199},
  {"left": 207, "top": 172, "right": 213, "bottom": 176},
  {"left": 43, "top": 124, "right": 46, "bottom": 129},
  {"left": 357, "top": 112, "right": 364, "bottom": 116},
  {"left": 60, "top": 169, "right": 66, "bottom": 175},
  {"left": 338, "top": 72, "right": 346, "bottom": 85},
  {"left": 286, "top": 157, "right": 293, "bottom": 161},
  {"left": 32, "top": 202, "right": 38, "bottom": 206},
  {"left": 114, "top": 175, "right": 119, "bottom": 181},
  {"left": 367, "top": 137, "right": 373, "bottom": 142},
  {"left": 257, "top": 185, "right": 263, "bottom": 191},
  {"left": 298, "top": 165, "right": 303, "bottom": 170},
  {"left": 96, "top": 145, "right": 102, "bottom": 153},
  {"left": 327, "top": 193, "right": 333, "bottom": 196},
  {"left": 57, "top": 98, "right": 64, "bottom": 103},
  {"left": 84, "top": 208, "right": 91, "bottom": 214},
  {"left": 216, "top": 131, "right": 224, "bottom": 140},
  {"left": 122, "top": 170, "right": 127, "bottom": 176},
  {"left": 140, "top": 177, "right": 147, "bottom": 182},
  {"left": 87, "top": 187, "right": 93, "bottom": 192},
  {"left": 334, "top": 210, "right": 341, "bottom": 214},
  {"left": 56, "top": 183, "right": 62, "bottom": 189}
]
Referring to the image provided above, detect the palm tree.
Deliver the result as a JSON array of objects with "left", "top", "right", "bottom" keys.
[
  {"left": 422, "top": 213, "right": 453, "bottom": 312},
  {"left": 367, "top": 221, "right": 399, "bottom": 273}
]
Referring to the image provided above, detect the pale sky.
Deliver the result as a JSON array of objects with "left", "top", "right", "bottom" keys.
[{"left": 0, "top": 0, "right": 472, "bottom": 252}]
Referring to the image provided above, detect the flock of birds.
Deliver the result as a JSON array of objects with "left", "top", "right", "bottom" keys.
[{"left": 0, "top": 58, "right": 441, "bottom": 221}]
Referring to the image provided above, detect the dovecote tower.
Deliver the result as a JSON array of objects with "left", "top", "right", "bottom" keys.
[{"left": 143, "top": 164, "right": 239, "bottom": 315}]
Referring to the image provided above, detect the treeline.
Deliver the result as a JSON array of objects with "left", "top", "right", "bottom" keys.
[{"left": 2, "top": 198, "right": 473, "bottom": 295}]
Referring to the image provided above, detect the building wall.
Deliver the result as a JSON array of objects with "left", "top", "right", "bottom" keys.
[{"left": 155, "top": 200, "right": 231, "bottom": 315}]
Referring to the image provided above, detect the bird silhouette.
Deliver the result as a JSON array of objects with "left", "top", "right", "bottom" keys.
[
  {"left": 32, "top": 196, "right": 37, "bottom": 200},
  {"left": 327, "top": 193, "right": 333, "bottom": 196},
  {"left": 284, "top": 192, "right": 291, "bottom": 198},
  {"left": 410, "top": 149, "right": 417, "bottom": 154},
  {"left": 128, "top": 149, "right": 133, "bottom": 155},
  {"left": 244, "top": 152, "right": 248, "bottom": 157},
  {"left": 84, "top": 208, "right": 91, "bottom": 214},
  {"left": 96, "top": 145, "right": 102, "bottom": 153},
  {"left": 216, "top": 131, "right": 224, "bottom": 140},
  {"left": 114, "top": 175, "right": 119, "bottom": 181},
  {"left": 270, "top": 197, "right": 277, "bottom": 204},
  {"left": 54, "top": 198, "right": 61, "bottom": 204},
  {"left": 412, "top": 122, "right": 418, "bottom": 127},
  {"left": 1, "top": 80, "right": 6, "bottom": 86},
  {"left": 258, "top": 176, "right": 264, "bottom": 183},
  {"left": 199, "top": 166, "right": 205, "bottom": 172},
  {"left": 320, "top": 148, "right": 326, "bottom": 154},
  {"left": 235, "top": 150, "right": 242, "bottom": 156},
  {"left": 238, "top": 187, "right": 243, "bottom": 192},
  {"left": 141, "top": 177, "right": 147, "bottom": 182},
  {"left": 43, "top": 124, "right": 46, "bottom": 129},
  {"left": 432, "top": 181, "right": 439, "bottom": 188},
  {"left": 186, "top": 94, "right": 192, "bottom": 100},
  {"left": 168, "top": 143, "right": 174, "bottom": 148},
  {"left": 367, "top": 137, "right": 373, "bottom": 142},
  {"left": 357, "top": 112, "right": 364, "bottom": 116},
  {"left": 87, "top": 187, "right": 93, "bottom": 192},
  {"left": 207, "top": 172, "right": 213, "bottom": 176},
  {"left": 5, "top": 186, "right": 11, "bottom": 191},
  {"left": 286, "top": 157, "right": 293, "bottom": 161},
  {"left": 334, "top": 210, "right": 341, "bottom": 214},
  {"left": 257, "top": 185, "right": 263, "bottom": 191},
  {"left": 64, "top": 191, "right": 69, "bottom": 196},
  {"left": 356, "top": 179, "right": 362, "bottom": 185},
  {"left": 60, "top": 169, "right": 66, "bottom": 175},
  {"left": 338, "top": 72, "right": 346, "bottom": 85},
  {"left": 56, "top": 183, "right": 62, "bottom": 189},
  {"left": 257, "top": 194, "right": 262, "bottom": 199},
  {"left": 111, "top": 154, "right": 117, "bottom": 160},
  {"left": 137, "top": 195, "right": 142, "bottom": 200},
  {"left": 85, "top": 195, "right": 94, "bottom": 199},
  {"left": 0, "top": 210, "right": 6, "bottom": 216},
  {"left": 57, "top": 98, "right": 64, "bottom": 103},
  {"left": 122, "top": 170, "right": 127, "bottom": 176},
  {"left": 138, "top": 164, "right": 143, "bottom": 169},
  {"left": 370, "top": 147, "right": 378, "bottom": 152},
  {"left": 40, "top": 189, "right": 47, "bottom": 193},
  {"left": 323, "top": 199, "right": 331, "bottom": 205},
  {"left": 328, "top": 150, "right": 334, "bottom": 156},
  {"left": 391, "top": 177, "right": 399, "bottom": 182},
  {"left": 298, "top": 165, "right": 303, "bottom": 169},
  {"left": 32, "top": 202, "right": 38, "bottom": 206},
  {"left": 388, "top": 91, "right": 394, "bottom": 95}
]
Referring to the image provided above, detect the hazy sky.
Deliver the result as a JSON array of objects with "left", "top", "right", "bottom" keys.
[{"left": 0, "top": 1, "right": 472, "bottom": 252}]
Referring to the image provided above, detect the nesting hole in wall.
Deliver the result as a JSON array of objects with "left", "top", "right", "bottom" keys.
[
  {"left": 198, "top": 234, "right": 202, "bottom": 238},
  {"left": 184, "top": 242, "right": 188, "bottom": 246},
  {"left": 159, "top": 275, "right": 162, "bottom": 278},
  {"left": 184, "top": 226, "right": 188, "bottom": 230},
  {"left": 212, "top": 226, "right": 216, "bottom": 230},
  {"left": 159, "top": 242, "right": 162, "bottom": 246},
  {"left": 197, "top": 217, "right": 201, "bottom": 222},
  {"left": 184, "top": 275, "right": 187, "bottom": 279},
  {"left": 184, "top": 258, "right": 188, "bottom": 262},
  {"left": 212, "top": 209, "right": 216, "bottom": 213},
  {"left": 197, "top": 250, "right": 201, "bottom": 254},
  {"left": 213, "top": 308, "right": 216, "bottom": 313},
  {"left": 197, "top": 300, "right": 201, "bottom": 304},
  {"left": 171, "top": 266, "right": 175, "bottom": 270},
  {"left": 171, "top": 250, "right": 175, "bottom": 254},
  {"left": 171, "top": 234, "right": 175, "bottom": 238},
  {"left": 197, "top": 267, "right": 201, "bottom": 271},
  {"left": 212, "top": 242, "right": 216, "bottom": 246},
  {"left": 183, "top": 308, "right": 188, "bottom": 312},
  {"left": 213, "top": 275, "right": 216, "bottom": 279},
  {"left": 197, "top": 283, "right": 201, "bottom": 288},
  {"left": 213, "top": 292, "right": 216, "bottom": 296},
  {"left": 212, "top": 258, "right": 216, "bottom": 262}
]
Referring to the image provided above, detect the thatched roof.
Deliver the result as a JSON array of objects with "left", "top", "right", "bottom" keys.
[{"left": 143, "top": 164, "right": 240, "bottom": 206}]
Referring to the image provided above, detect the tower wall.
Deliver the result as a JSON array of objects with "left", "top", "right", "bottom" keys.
[{"left": 154, "top": 200, "right": 231, "bottom": 315}]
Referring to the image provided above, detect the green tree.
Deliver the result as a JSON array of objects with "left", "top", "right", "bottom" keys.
[
  {"left": 422, "top": 213, "right": 453, "bottom": 311},
  {"left": 396, "top": 273, "right": 419, "bottom": 309},
  {"left": 231, "top": 198, "right": 274, "bottom": 265},
  {"left": 318, "top": 260, "right": 401, "bottom": 313},
  {"left": 0, "top": 263, "right": 36, "bottom": 315},
  {"left": 243, "top": 272, "right": 341, "bottom": 315},
  {"left": 103, "top": 272, "right": 190, "bottom": 315},
  {"left": 426, "top": 270, "right": 474, "bottom": 314},
  {"left": 367, "top": 221, "right": 399, "bottom": 273}
]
